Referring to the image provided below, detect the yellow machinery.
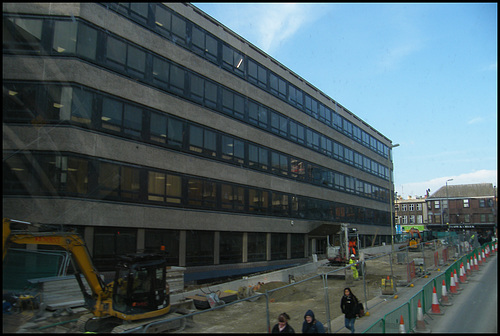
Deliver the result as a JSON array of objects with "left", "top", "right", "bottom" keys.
[
  {"left": 3, "top": 218, "right": 183, "bottom": 332},
  {"left": 407, "top": 228, "right": 422, "bottom": 250}
]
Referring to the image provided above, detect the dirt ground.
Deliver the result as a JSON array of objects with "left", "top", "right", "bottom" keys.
[{"left": 3, "top": 248, "right": 437, "bottom": 333}]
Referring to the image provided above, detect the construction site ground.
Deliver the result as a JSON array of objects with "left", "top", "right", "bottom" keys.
[{"left": 3, "top": 248, "right": 437, "bottom": 334}]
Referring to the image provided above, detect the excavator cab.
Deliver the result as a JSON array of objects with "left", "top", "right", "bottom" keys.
[{"left": 112, "top": 254, "right": 170, "bottom": 318}]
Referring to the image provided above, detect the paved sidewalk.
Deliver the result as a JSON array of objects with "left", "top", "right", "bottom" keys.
[
  {"left": 325, "top": 268, "right": 444, "bottom": 333},
  {"left": 327, "top": 249, "right": 497, "bottom": 333}
]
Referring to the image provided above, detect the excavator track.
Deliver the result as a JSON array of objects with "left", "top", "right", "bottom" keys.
[{"left": 111, "top": 312, "right": 192, "bottom": 333}]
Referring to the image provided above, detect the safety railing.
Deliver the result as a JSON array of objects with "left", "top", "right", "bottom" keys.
[
  {"left": 120, "top": 235, "right": 495, "bottom": 333},
  {"left": 363, "top": 239, "right": 496, "bottom": 333}
]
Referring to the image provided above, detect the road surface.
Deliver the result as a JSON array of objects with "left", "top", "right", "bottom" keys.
[{"left": 426, "top": 254, "right": 497, "bottom": 333}]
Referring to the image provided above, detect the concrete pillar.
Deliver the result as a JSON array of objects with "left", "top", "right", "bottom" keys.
[
  {"left": 242, "top": 232, "right": 248, "bottom": 263},
  {"left": 214, "top": 231, "right": 220, "bottom": 264}
]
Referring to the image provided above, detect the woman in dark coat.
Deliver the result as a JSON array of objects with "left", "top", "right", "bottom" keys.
[
  {"left": 340, "top": 287, "right": 359, "bottom": 333},
  {"left": 271, "top": 312, "right": 295, "bottom": 333}
]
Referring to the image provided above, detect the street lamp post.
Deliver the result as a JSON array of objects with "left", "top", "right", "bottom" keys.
[{"left": 389, "top": 144, "right": 400, "bottom": 253}]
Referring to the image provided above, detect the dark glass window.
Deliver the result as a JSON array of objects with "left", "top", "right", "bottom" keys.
[
  {"left": 187, "top": 178, "right": 216, "bottom": 209},
  {"left": 147, "top": 171, "right": 182, "bottom": 204},
  {"left": 149, "top": 112, "right": 183, "bottom": 148},
  {"left": 101, "top": 97, "right": 142, "bottom": 138},
  {"left": 248, "top": 101, "right": 268, "bottom": 128},
  {"left": 93, "top": 227, "right": 137, "bottom": 271},
  {"left": 3, "top": 154, "right": 32, "bottom": 194},
  {"left": 291, "top": 234, "right": 305, "bottom": 259},
  {"left": 3, "top": 17, "right": 43, "bottom": 53},
  {"left": 190, "top": 75, "right": 217, "bottom": 109},
  {"left": 221, "top": 135, "right": 245, "bottom": 165},
  {"left": 222, "top": 44, "right": 244, "bottom": 76},
  {"left": 70, "top": 86, "right": 93, "bottom": 126},
  {"left": 152, "top": 56, "right": 170, "bottom": 90},
  {"left": 247, "top": 232, "right": 266, "bottom": 262},
  {"left": 289, "top": 121, "right": 305, "bottom": 145},
  {"left": 186, "top": 231, "right": 213, "bottom": 266},
  {"left": 219, "top": 232, "right": 243, "bottom": 264},
  {"left": 191, "top": 26, "right": 218, "bottom": 63},
  {"left": 270, "top": 112, "right": 287, "bottom": 137},
  {"left": 37, "top": 155, "right": 89, "bottom": 195},
  {"left": 3, "top": 83, "right": 39, "bottom": 122},
  {"left": 291, "top": 159, "right": 306, "bottom": 180},
  {"left": 269, "top": 72, "right": 286, "bottom": 99},
  {"left": 248, "top": 188, "right": 268, "bottom": 214},
  {"left": 169, "top": 64, "right": 186, "bottom": 95},
  {"left": 106, "top": 36, "right": 127, "bottom": 71},
  {"left": 271, "top": 152, "right": 288, "bottom": 176},
  {"left": 52, "top": 21, "right": 97, "bottom": 60},
  {"left": 189, "top": 125, "right": 216, "bottom": 157},
  {"left": 288, "top": 85, "right": 303, "bottom": 109},
  {"left": 144, "top": 229, "right": 180, "bottom": 266},
  {"left": 271, "top": 192, "right": 289, "bottom": 216},
  {"left": 271, "top": 233, "right": 287, "bottom": 260},
  {"left": 247, "top": 59, "right": 267, "bottom": 88},
  {"left": 222, "top": 88, "right": 244, "bottom": 119},
  {"left": 248, "top": 144, "right": 268, "bottom": 171},
  {"left": 98, "top": 162, "right": 140, "bottom": 200},
  {"left": 220, "top": 184, "right": 245, "bottom": 211}
]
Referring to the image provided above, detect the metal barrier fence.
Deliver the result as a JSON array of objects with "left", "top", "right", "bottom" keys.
[
  {"left": 121, "top": 236, "right": 496, "bottom": 333},
  {"left": 363, "top": 239, "right": 496, "bottom": 333}
]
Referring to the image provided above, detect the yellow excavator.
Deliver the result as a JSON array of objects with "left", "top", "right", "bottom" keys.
[
  {"left": 3, "top": 218, "right": 186, "bottom": 332},
  {"left": 407, "top": 228, "right": 422, "bottom": 251}
]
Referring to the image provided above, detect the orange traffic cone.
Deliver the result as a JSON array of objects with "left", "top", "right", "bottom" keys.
[
  {"left": 399, "top": 315, "right": 406, "bottom": 333},
  {"left": 474, "top": 254, "right": 479, "bottom": 271},
  {"left": 482, "top": 249, "right": 486, "bottom": 262},
  {"left": 466, "top": 258, "right": 471, "bottom": 275},
  {"left": 440, "top": 279, "right": 452, "bottom": 306},
  {"left": 449, "top": 273, "right": 458, "bottom": 294},
  {"left": 429, "top": 286, "right": 443, "bottom": 315},
  {"left": 478, "top": 251, "right": 483, "bottom": 265},
  {"left": 414, "top": 299, "right": 430, "bottom": 332},
  {"left": 460, "top": 263, "right": 467, "bottom": 283}
]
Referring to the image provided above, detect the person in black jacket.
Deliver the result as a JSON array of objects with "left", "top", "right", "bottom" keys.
[
  {"left": 340, "top": 287, "right": 359, "bottom": 333},
  {"left": 301, "top": 309, "right": 325, "bottom": 333},
  {"left": 271, "top": 312, "right": 295, "bottom": 333}
]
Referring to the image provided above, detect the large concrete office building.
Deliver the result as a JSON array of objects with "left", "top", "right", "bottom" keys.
[{"left": 3, "top": 3, "right": 396, "bottom": 282}]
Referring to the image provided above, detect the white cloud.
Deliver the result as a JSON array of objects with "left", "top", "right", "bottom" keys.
[
  {"left": 467, "top": 117, "right": 484, "bottom": 124},
  {"left": 377, "top": 41, "right": 422, "bottom": 71},
  {"left": 215, "top": 3, "right": 329, "bottom": 54},
  {"left": 397, "top": 169, "right": 497, "bottom": 198}
]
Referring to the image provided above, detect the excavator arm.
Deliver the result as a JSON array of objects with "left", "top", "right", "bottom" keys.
[{"left": 3, "top": 218, "right": 108, "bottom": 306}]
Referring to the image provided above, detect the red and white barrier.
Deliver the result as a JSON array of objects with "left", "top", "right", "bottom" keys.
[
  {"left": 440, "top": 279, "right": 452, "bottom": 306},
  {"left": 430, "top": 286, "right": 443, "bottom": 314}
]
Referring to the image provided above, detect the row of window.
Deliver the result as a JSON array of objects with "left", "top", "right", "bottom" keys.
[
  {"left": 397, "top": 203, "right": 423, "bottom": 212},
  {"left": 397, "top": 215, "right": 424, "bottom": 225},
  {"left": 427, "top": 213, "right": 495, "bottom": 225},
  {"left": 2, "top": 12, "right": 392, "bottom": 178},
  {"left": 94, "top": 227, "right": 304, "bottom": 271},
  {"left": 430, "top": 199, "right": 495, "bottom": 210},
  {"left": 3, "top": 152, "right": 390, "bottom": 225},
  {"left": 3, "top": 81, "right": 390, "bottom": 203},
  {"left": 104, "top": 3, "right": 390, "bottom": 160},
  {"left": 60, "top": 226, "right": 304, "bottom": 271}
]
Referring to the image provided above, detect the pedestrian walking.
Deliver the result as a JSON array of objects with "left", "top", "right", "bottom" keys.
[
  {"left": 301, "top": 309, "right": 325, "bottom": 333},
  {"left": 271, "top": 312, "right": 295, "bottom": 333},
  {"left": 341, "top": 287, "right": 359, "bottom": 333}
]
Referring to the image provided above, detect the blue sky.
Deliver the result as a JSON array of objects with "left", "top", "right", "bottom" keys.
[{"left": 192, "top": 3, "right": 497, "bottom": 199}]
